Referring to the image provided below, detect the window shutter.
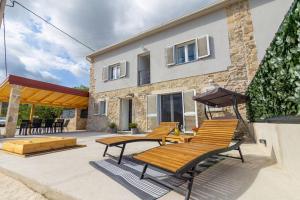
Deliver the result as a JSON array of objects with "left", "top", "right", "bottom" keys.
[
  {"left": 119, "top": 61, "right": 127, "bottom": 78},
  {"left": 94, "top": 102, "right": 99, "bottom": 114},
  {"left": 102, "top": 66, "right": 109, "bottom": 81},
  {"left": 183, "top": 90, "right": 197, "bottom": 132},
  {"left": 197, "top": 35, "right": 210, "bottom": 59},
  {"left": 166, "top": 46, "right": 175, "bottom": 66},
  {"left": 147, "top": 94, "right": 158, "bottom": 130}
]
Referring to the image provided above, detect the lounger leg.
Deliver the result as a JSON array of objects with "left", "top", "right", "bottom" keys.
[
  {"left": 140, "top": 164, "right": 148, "bottom": 179},
  {"left": 118, "top": 144, "right": 126, "bottom": 164},
  {"left": 238, "top": 147, "right": 244, "bottom": 163},
  {"left": 185, "top": 177, "right": 194, "bottom": 200},
  {"left": 103, "top": 145, "right": 108, "bottom": 157},
  {"left": 158, "top": 141, "right": 162, "bottom": 146}
]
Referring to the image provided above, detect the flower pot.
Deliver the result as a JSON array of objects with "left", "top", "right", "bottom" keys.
[
  {"left": 131, "top": 128, "right": 139, "bottom": 135},
  {"left": 108, "top": 127, "right": 117, "bottom": 133}
]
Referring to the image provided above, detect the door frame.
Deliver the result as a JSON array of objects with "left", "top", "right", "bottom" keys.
[
  {"left": 155, "top": 90, "right": 198, "bottom": 133},
  {"left": 119, "top": 98, "right": 133, "bottom": 131}
]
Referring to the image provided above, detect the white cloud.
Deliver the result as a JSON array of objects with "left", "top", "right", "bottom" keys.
[{"left": 0, "top": 0, "right": 217, "bottom": 86}]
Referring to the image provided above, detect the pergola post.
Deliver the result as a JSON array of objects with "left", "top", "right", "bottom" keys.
[
  {"left": 4, "top": 84, "right": 23, "bottom": 137},
  {"left": 29, "top": 104, "right": 35, "bottom": 121},
  {"left": 0, "top": 102, "right": 2, "bottom": 116}
]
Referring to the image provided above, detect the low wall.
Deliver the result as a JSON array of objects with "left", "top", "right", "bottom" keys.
[
  {"left": 253, "top": 122, "right": 300, "bottom": 179},
  {"left": 67, "top": 118, "right": 87, "bottom": 131}
]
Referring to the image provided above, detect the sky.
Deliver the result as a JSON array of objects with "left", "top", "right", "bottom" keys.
[{"left": 0, "top": 0, "right": 217, "bottom": 87}]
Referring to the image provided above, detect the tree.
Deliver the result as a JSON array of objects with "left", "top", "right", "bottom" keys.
[{"left": 74, "top": 85, "right": 89, "bottom": 92}]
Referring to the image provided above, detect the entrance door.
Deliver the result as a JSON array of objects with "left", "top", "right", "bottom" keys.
[
  {"left": 120, "top": 99, "right": 132, "bottom": 130},
  {"left": 160, "top": 93, "right": 183, "bottom": 128}
]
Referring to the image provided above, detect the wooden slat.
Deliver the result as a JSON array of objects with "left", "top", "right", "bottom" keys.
[{"left": 134, "top": 120, "right": 238, "bottom": 173}]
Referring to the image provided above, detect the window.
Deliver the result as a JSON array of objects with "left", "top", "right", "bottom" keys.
[
  {"left": 109, "top": 64, "right": 120, "bottom": 80},
  {"left": 166, "top": 35, "right": 210, "bottom": 66},
  {"left": 61, "top": 109, "right": 75, "bottom": 118},
  {"left": 175, "top": 40, "right": 196, "bottom": 64},
  {"left": 80, "top": 109, "right": 88, "bottom": 118},
  {"left": 99, "top": 101, "right": 107, "bottom": 115},
  {"left": 102, "top": 62, "right": 127, "bottom": 82},
  {"left": 176, "top": 46, "right": 185, "bottom": 64},
  {"left": 94, "top": 100, "right": 107, "bottom": 115}
]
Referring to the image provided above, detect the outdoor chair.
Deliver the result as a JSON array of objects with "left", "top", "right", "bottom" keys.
[
  {"left": 31, "top": 118, "right": 42, "bottom": 135},
  {"left": 95, "top": 122, "right": 179, "bottom": 164},
  {"left": 54, "top": 119, "right": 64, "bottom": 133},
  {"left": 43, "top": 119, "right": 55, "bottom": 134},
  {"left": 19, "top": 120, "right": 31, "bottom": 135},
  {"left": 134, "top": 119, "right": 244, "bottom": 200}
]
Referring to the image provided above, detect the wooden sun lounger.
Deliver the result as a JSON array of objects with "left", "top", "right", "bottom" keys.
[
  {"left": 134, "top": 119, "right": 244, "bottom": 200},
  {"left": 95, "top": 122, "right": 178, "bottom": 164}
]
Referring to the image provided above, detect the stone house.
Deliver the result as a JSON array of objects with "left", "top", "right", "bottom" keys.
[{"left": 86, "top": 0, "right": 293, "bottom": 132}]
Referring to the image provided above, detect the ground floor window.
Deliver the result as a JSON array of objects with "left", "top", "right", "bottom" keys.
[{"left": 94, "top": 100, "right": 107, "bottom": 116}]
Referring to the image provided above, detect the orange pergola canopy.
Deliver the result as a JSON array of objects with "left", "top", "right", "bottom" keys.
[{"left": 0, "top": 75, "right": 89, "bottom": 108}]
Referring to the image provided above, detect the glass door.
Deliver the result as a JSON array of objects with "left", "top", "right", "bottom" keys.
[{"left": 160, "top": 93, "right": 183, "bottom": 128}]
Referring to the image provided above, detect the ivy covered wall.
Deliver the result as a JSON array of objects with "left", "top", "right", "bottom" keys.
[{"left": 247, "top": 0, "right": 300, "bottom": 121}]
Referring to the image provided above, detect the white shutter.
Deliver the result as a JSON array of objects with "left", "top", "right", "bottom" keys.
[
  {"left": 119, "top": 61, "right": 127, "bottom": 78},
  {"left": 147, "top": 94, "right": 158, "bottom": 130},
  {"left": 102, "top": 66, "right": 109, "bottom": 81},
  {"left": 197, "top": 35, "right": 210, "bottom": 59},
  {"left": 182, "top": 90, "right": 197, "bottom": 132},
  {"left": 166, "top": 46, "right": 175, "bottom": 66}
]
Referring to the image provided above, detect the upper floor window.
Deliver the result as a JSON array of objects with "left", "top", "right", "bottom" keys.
[
  {"left": 166, "top": 35, "right": 210, "bottom": 67},
  {"left": 175, "top": 41, "right": 196, "bottom": 64},
  {"left": 102, "top": 61, "right": 127, "bottom": 82},
  {"left": 110, "top": 64, "right": 120, "bottom": 80}
]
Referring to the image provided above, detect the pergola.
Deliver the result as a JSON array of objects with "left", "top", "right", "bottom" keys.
[{"left": 0, "top": 75, "right": 89, "bottom": 137}]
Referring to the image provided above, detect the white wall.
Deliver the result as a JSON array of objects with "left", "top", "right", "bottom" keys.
[
  {"left": 253, "top": 123, "right": 300, "bottom": 180},
  {"left": 94, "top": 9, "right": 231, "bottom": 93},
  {"left": 249, "top": 0, "right": 294, "bottom": 61}
]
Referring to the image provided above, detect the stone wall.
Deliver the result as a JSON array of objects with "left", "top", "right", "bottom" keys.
[
  {"left": 87, "top": 0, "right": 259, "bottom": 132},
  {"left": 3, "top": 85, "right": 23, "bottom": 137},
  {"left": 66, "top": 108, "right": 87, "bottom": 131}
]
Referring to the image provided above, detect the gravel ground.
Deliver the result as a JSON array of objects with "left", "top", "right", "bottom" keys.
[{"left": 0, "top": 172, "right": 47, "bottom": 200}]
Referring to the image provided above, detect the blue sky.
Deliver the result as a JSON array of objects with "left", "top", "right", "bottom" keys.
[{"left": 0, "top": 0, "right": 217, "bottom": 88}]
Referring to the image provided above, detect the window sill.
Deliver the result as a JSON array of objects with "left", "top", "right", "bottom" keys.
[
  {"left": 138, "top": 83, "right": 151, "bottom": 87},
  {"left": 104, "top": 76, "right": 127, "bottom": 82},
  {"left": 168, "top": 59, "right": 197, "bottom": 67},
  {"left": 168, "top": 55, "right": 209, "bottom": 67},
  {"left": 93, "top": 114, "right": 107, "bottom": 116}
]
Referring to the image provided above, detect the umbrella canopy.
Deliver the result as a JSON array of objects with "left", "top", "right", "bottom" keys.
[{"left": 192, "top": 87, "right": 247, "bottom": 107}]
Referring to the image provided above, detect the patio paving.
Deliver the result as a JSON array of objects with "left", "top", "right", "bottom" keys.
[{"left": 0, "top": 132, "right": 299, "bottom": 200}]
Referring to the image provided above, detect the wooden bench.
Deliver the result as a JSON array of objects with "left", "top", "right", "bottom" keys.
[{"left": 2, "top": 137, "right": 77, "bottom": 155}]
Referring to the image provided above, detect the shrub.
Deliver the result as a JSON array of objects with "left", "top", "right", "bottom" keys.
[
  {"left": 108, "top": 122, "right": 117, "bottom": 129},
  {"left": 129, "top": 123, "right": 138, "bottom": 129},
  {"left": 247, "top": 0, "right": 300, "bottom": 121}
]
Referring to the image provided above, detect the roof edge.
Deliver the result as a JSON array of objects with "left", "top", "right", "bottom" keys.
[
  {"left": 6, "top": 75, "right": 89, "bottom": 97},
  {"left": 87, "top": 0, "right": 240, "bottom": 60}
]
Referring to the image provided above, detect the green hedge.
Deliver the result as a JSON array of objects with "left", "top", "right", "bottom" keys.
[{"left": 247, "top": 0, "right": 300, "bottom": 121}]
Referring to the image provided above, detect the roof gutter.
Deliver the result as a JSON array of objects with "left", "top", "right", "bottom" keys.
[{"left": 87, "top": 0, "right": 241, "bottom": 60}]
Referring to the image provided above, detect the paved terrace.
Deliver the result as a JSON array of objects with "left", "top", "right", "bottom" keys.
[{"left": 0, "top": 132, "right": 299, "bottom": 200}]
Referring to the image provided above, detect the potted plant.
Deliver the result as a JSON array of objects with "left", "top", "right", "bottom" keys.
[
  {"left": 108, "top": 122, "right": 117, "bottom": 133},
  {"left": 129, "top": 123, "right": 139, "bottom": 134}
]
